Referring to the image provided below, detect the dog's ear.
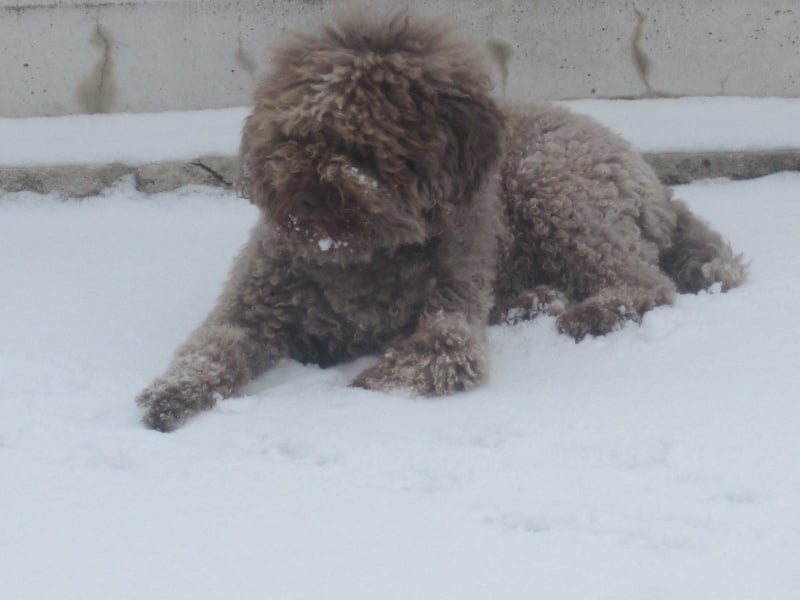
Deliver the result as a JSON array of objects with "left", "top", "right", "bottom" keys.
[
  {"left": 436, "top": 89, "right": 505, "bottom": 199},
  {"left": 236, "top": 114, "right": 293, "bottom": 209},
  {"left": 236, "top": 112, "right": 266, "bottom": 205},
  {"left": 235, "top": 123, "right": 254, "bottom": 201}
]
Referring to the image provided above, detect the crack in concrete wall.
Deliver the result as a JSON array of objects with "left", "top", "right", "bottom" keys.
[
  {"left": 486, "top": 38, "right": 513, "bottom": 94},
  {"left": 630, "top": 5, "right": 655, "bottom": 97},
  {"left": 720, "top": 73, "right": 730, "bottom": 95},
  {"left": 190, "top": 160, "right": 233, "bottom": 187},
  {"left": 77, "top": 17, "right": 116, "bottom": 113},
  {"left": 235, "top": 15, "right": 257, "bottom": 79},
  {"left": 630, "top": 5, "right": 682, "bottom": 99},
  {"left": 94, "top": 21, "right": 112, "bottom": 106}
]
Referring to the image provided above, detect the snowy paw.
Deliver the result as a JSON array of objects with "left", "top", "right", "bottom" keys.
[
  {"left": 137, "top": 396, "right": 193, "bottom": 432},
  {"left": 351, "top": 320, "right": 488, "bottom": 396},
  {"left": 490, "top": 286, "right": 568, "bottom": 325},
  {"left": 556, "top": 299, "right": 639, "bottom": 341},
  {"left": 135, "top": 381, "right": 219, "bottom": 432}
]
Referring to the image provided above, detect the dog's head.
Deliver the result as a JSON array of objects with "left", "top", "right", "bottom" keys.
[{"left": 238, "top": 11, "right": 505, "bottom": 262}]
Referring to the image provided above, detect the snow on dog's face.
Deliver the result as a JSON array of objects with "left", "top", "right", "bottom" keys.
[
  {"left": 246, "top": 136, "right": 429, "bottom": 261},
  {"left": 237, "top": 11, "right": 505, "bottom": 262}
]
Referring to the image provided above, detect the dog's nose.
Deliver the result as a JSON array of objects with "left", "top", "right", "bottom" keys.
[{"left": 292, "top": 191, "right": 321, "bottom": 215}]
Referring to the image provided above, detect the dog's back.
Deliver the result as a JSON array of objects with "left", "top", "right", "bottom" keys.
[{"left": 495, "top": 102, "right": 745, "bottom": 301}]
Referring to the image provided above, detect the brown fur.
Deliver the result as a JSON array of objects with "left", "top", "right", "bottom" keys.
[{"left": 136, "top": 11, "right": 746, "bottom": 431}]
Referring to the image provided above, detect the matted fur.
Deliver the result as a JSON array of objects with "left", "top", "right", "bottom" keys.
[{"left": 136, "top": 11, "right": 746, "bottom": 431}]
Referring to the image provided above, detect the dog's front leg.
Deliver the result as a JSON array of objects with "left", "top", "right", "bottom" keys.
[
  {"left": 136, "top": 225, "right": 293, "bottom": 431},
  {"left": 351, "top": 310, "right": 489, "bottom": 396},
  {"left": 352, "top": 215, "right": 496, "bottom": 396},
  {"left": 135, "top": 319, "right": 282, "bottom": 431}
]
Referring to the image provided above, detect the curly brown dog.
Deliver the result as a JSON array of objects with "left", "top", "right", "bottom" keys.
[{"left": 136, "top": 12, "right": 746, "bottom": 431}]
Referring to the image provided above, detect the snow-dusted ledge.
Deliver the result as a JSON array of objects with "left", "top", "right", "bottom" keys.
[
  {"left": 3, "top": 97, "right": 800, "bottom": 196},
  {"left": 3, "top": 97, "right": 800, "bottom": 168}
]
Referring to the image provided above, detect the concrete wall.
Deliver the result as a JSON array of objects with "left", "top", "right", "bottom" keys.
[{"left": 2, "top": 0, "right": 800, "bottom": 117}]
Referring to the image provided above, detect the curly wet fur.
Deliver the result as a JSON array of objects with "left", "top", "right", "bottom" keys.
[{"left": 136, "top": 11, "right": 746, "bottom": 431}]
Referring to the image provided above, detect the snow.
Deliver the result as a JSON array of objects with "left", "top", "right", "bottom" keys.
[
  {"left": 2, "top": 102, "right": 800, "bottom": 599},
  {"left": 565, "top": 96, "right": 800, "bottom": 153},
  {"left": 0, "top": 107, "right": 249, "bottom": 167},
  {"left": 4, "top": 97, "right": 800, "bottom": 167}
]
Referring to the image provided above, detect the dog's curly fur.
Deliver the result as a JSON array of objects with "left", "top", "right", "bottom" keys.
[{"left": 136, "top": 12, "right": 746, "bottom": 431}]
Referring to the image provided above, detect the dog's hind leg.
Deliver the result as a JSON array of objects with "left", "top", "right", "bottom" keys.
[
  {"left": 555, "top": 260, "right": 677, "bottom": 341},
  {"left": 659, "top": 199, "right": 747, "bottom": 293}
]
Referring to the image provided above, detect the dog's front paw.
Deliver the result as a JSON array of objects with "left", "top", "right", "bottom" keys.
[
  {"left": 490, "top": 285, "right": 568, "bottom": 325},
  {"left": 350, "top": 353, "right": 414, "bottom": 394},
  {"left": 136, "top": 381, "right": 219, "bottom": 432},
  {"left": 556, "top": 298, "right": 640, "bottom": 341},
  {"left": 137, "top": 393, "right": 193, "bottom": 432},
  {"left": 351, "top": 318, "right": 488, "bottom": 396}
]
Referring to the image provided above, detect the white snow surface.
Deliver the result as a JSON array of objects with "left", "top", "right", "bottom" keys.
[
  {"left": 2, "top": 101, "right": 800, "bottom": 598},
  {"left": 0, "top": 107, "right": 249, "bottom": 167},
  {"left": 3, "top": 97, "right": 800, "bottom": 167},
  {"left": 2, "top": 173, "right": 800, "bottom": 599}
]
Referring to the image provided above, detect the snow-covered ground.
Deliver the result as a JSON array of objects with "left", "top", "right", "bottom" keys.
[
  {"left": 4, "top": 97, "right": 800, "bottom": 167},
  {"left": 2, "top": 101, "right": 800, "bottom": 599}
]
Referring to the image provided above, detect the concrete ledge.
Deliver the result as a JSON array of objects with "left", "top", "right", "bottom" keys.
[
  {"left": 0, "top": 155, "right": 235, "bottom": 197},
  {"left": 645, "top": 150, "right": 800, "bottom": 185},
  {"left": 134, "top": 156, "right": 235, "bottom": 193},
  {"left": 3, "top": 151, "right": 800, "bottom": 198},
  {"left": 0, "top": 162, "right": 133, "bottom": 196}
]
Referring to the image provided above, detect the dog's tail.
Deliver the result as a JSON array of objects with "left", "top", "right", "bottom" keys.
[{"left": 659, "top": 199, "right": 747, "bottom": 293}]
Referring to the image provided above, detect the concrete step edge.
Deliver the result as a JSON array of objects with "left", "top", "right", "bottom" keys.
[{"left": 2, "top": 150, "right": 800, "bottom": 198}]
